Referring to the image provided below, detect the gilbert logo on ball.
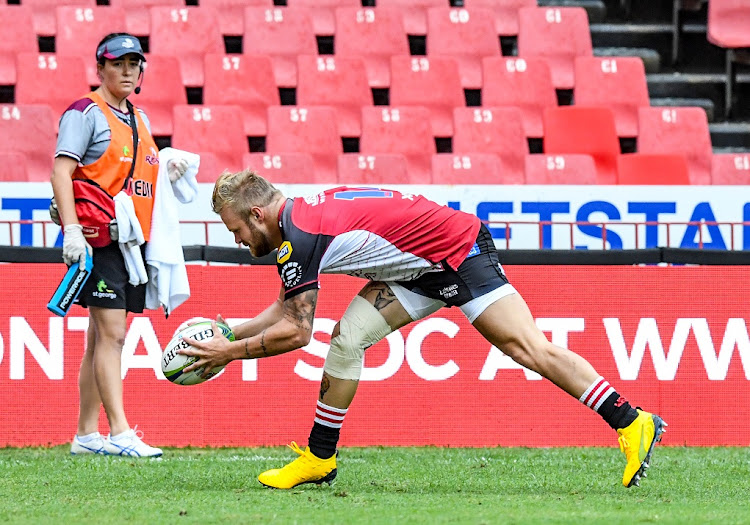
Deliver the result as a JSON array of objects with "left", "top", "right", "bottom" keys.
[{"left": 162, "top": 321, "right": 235, "bottom": 386}]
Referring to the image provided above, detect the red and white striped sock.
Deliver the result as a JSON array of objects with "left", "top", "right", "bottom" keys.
[
  {"left": 314, "top": 400, "right": 348, "bottom": 429},
  {"left": 579, "top": 376, "right": 616, "bottom": 411},
  {"left": 579, "top": 376, "right": 639, "bottom": 429}
]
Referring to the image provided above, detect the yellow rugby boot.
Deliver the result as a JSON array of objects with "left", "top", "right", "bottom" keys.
[
  {"left": 617, "top": 409, "right": 667, "bottom": 487},
  {"left": 258, "top": 442, "right": 337, "bottom": 489}
]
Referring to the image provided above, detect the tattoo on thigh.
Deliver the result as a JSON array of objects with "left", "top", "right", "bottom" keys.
[
  {"left": 367, "top": 283, "right": 397, "bottom": 311},
  {"left": 319, "top": 373, "right": 330, "bottom": 400}
]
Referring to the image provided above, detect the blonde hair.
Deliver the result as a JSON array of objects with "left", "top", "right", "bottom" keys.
[{"left": 211, "top": 169, "right": 282, "bottom": 219}]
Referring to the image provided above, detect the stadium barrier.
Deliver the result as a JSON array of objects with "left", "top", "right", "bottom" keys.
[{"left": 0, "top": 263, "right": 748, "bottom": 448}]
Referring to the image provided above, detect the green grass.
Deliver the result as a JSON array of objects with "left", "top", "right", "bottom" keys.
[{"left": 0, "top": 446, "right": 748, "bottom": 524}]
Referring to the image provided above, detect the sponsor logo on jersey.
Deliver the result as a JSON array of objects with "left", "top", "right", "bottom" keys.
[
  {"left": 277, "top": 241, "right": 293, "bottom": 264},
  {"left": 145, "top": 146, "right": 159, "bottom": 166},
  {"left": 119, "top": 145, "right": 134, "bottom": 163},
  {"left": 439, "top": 284, "right": 459, "bottom": 299},
  {"left": 93, "top": 279, "right": 116, "bottom": 300},
  {"left": 280, "top": 262, "right": 302, "bottom": 288}
]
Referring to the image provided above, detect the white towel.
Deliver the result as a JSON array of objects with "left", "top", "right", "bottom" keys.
[
  {"left": 145, "top": 147, "right": 199, "bottom": 316},
  {"left": 114, "top": 191, "right": 148, "bottom": 286}
]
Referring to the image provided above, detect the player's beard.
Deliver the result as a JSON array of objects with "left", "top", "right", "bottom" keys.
[{"left": 249, "top": 230, "right": 274, "bottom": 258}]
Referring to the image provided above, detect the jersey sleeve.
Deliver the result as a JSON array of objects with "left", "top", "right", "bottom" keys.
[
  {"left": 136, "top": 108, "right": 152, "bottom": 135},
  {"left": 55, "top": 108, "right": 95, "bottom": 162},
  {"left": 276, "top": 229, "right": 331, "bottom": 300}
]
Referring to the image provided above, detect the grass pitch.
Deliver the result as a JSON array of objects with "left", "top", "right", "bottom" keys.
[{"left": 0, "top": 446, "right": 747, "bottom": 524}]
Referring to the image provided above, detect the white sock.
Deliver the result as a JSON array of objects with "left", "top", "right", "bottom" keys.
[{"left": 77, "top": 432, "right": 100, "bottom": 443}]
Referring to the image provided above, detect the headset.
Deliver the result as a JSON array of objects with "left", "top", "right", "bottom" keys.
[{"left": 95, "top": 33, "right": 146, "bottom": 94}]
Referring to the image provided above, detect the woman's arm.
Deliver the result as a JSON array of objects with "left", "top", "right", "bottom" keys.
[{"left": 50, "top": 156, "right": 80, "bottom": 226}]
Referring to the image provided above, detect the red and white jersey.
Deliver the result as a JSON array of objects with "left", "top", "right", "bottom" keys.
[{"left": 276, "top": 187, "right": 481, "bottom": 298}]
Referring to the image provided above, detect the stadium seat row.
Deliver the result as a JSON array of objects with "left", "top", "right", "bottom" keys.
[
  {"left": 0, "top": 103, "right": 716, "bottom": 181},
  {"left": 1, "top": 103, "right": 743, "bottom": 185},
  {"left": 5, "top": 49, "right": 653, "bottom": 138},
  {"left": 1, "top": 5, "right": 594, "bottom": 90},
  {"left": 1, "top": 1, "right": 543, "bottom": 37},
  {"left": 3, "top": 145, "right": 748, "bottom": 187}
]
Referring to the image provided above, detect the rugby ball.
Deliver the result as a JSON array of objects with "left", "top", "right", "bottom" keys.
[{"left": 162, "top": 321, "right": 235, "bottom": 385}]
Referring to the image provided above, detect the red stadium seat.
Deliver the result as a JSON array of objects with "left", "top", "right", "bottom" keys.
[
  {"left": 0, "top": 6, "right": 37, "bottom": 86},
  {"left": 0, "top": 105, "right": 56, "bottom": 182},
  {"left": 452, "top": 107, "right": 527, "bottom": 184},
  {"left": 463, "top": 0, "right": 537, "bottom": 36},
  {"left": 199, "top": 0, "right": 273, "bottom": 36},
  {"left": 334, "top": 7, "right": 409, "bottom": 89},
  {"left": 0, "top": 152, "right": 30, "bottom": 182},
  {"left": 265, "top": 106, "right": 341, "bottom": 183},
  {"left": 171, "top": 105, "right": 248, "bottom": 173},
  {"left": 432, "top": 153, "right": 510, "bottom": 184},
  {"left": 389, "top": 55, "right": 465, "bottom": 136},
  {"left": 573, "top": 57, "right": 650, "bottom": 138},
  {"left": 543, "top": 106, "right": 620, "bottom": 184},
  {"left": 337, "top": 153, "right": 410, "bottom": 185},
  {"left": 481, "top": 56, "right": 557, "bottom": 139},
  {"left": 243, "top": 7, "right": 317, "bottom": 88},
  {"left": 616, "top": 154, "right": 690, "bottom": 185},
  {"left": 244, "top": 152, "right": 317, "bottom": 184},
  {"left": 377, "top": 0, "right": 446, "bottom": 35},
  {"left": 286, "top": 0, "right": 360, "bottom": 36},
  {"left": 131, "top": 55, "right": 187, "bottom": 137},
  {"left": 296, "top": 55, "right": 372, "bottom": 137},
  {"left": 637, "top": 107, "right": 713, "bottom": 185},
  {"left": 426, "top": 7, "right": 501, "bottom": 89},
  {"left": 22, "top": 0, "right": 95, "bottom": 37},
  {"left": 711, "top": 153, "right": 750, "bottom": 185},
  {"left": 149, "top": 7, "right": 224, "bottom": 87},
  {"left": 15, "top": 54, "right": 90, "bottom": 122},
  {"left": 108, "top": 0, "right": 183, "bottom": 36},
  {"left": 517, "top": 6, "right": 592, "bottom": 89},
  {"left": 524, "top": 154, "right": 598, "bottom": 184},
  {"left": 193, "top": 151, "right": 223, "bottom": 184},
  {"left": 360, "top": 106, "right": 436, "bottom": 184},
  {"left": 707, "top": 0, "right": 750, "bottom": 48},
  {"left": 707, "top": 0, "right": 750, "bottom": 119},
  {"left": 55, "top": 6, "right": 129, "bottom": 87},
  {"left": 203, "top": 54, "right": 278, "bottom": 136}
]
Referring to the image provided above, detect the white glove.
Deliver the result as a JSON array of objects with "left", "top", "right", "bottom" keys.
[
  {"left": 62, "top": 224, "right": 93, "bottom": 270},
  {"left": 167, "top": 158, "right": 189, "bottom": 182}
]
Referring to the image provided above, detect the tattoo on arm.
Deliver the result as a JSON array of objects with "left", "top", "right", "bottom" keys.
[
  {"left": 260, "top": 329, "right": 268, "bottom": 357},
  {"left": 319, "top": 373, "right": 330, "bottom": 400},
  {"left": 244, "top": 339, "right": 251, "bottom": 359},
  {"left": 283, "top": 289, "right": 318, "bottom": 333}
]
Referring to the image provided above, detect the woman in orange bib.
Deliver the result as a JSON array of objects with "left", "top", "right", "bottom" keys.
[{"left": 50, "top": 33, "right": 187, "bottom": 458}]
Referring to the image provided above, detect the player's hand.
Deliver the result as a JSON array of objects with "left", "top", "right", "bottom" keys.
[
  {"left": 167, "top": 158, "right": 189, "bottom": 182},
  {"left": 62, "top": 224, "right": 93, "bottom": 269},
  {"left": 179, "top": 320, "right": 233, "bottom": 377}
]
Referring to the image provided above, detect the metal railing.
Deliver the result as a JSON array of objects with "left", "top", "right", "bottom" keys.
[{"left": 2, "top": 219, "right": 749, "bottom": 251}]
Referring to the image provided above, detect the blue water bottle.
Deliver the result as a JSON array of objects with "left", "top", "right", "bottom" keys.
[{"left": 47, "top": 252, "right": 93, "bottom": 317}]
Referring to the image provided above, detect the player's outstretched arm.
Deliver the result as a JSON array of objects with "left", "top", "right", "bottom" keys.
[
  {"left": 246, "top": 288, "right": 319, "bottom": 359},
  {"left": 180, "top": 289, "right": 319, "bottom": 374},
  {"left": 229, "top": 286, "right": 286, "bottom": 340}
]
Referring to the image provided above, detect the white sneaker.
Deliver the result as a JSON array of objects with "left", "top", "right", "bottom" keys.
[
  {"left": 104, "top": 427, "right": 163, "bottom": 458},
  {"left": 71, "top": 432, "right": 108, "bottom": 455}
]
